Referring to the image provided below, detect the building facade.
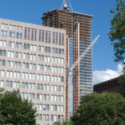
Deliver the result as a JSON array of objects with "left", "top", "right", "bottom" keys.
[
  {"left": 42, "top": 8, "right": 93, "bottom": 118},
  {"left": 94, "top": 77, "right": 121, "bottom": 93},
  {"left": 0, "top": 18, "right": 66, "bottom": 125}
]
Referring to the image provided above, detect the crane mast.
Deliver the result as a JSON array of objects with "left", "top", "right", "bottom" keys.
[{"left": 63, "top": 0, "right": 68, "bottom": 9}]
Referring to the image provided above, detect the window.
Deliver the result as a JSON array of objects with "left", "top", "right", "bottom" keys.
[
  {"left": 24, "top": 43, "right": 30, "bottom": 50},
  {"left": 9, "top": 25, "right": 22, "bottom": 39},
  {"left": 30, "top": 45, "right": 36, "bottom": 51},
  {"left": 24, "top": 27, "right": 28, "bottom": 40},
  {"left": 22, "top": 72, "right": 28, "bottom": 80},
  {"left": 20, "top": 33, "right": 22, "bottom": 39},
  {"left": 42, "top": 30, "right": 44, "bottom": 42},
  {"left": 51, "top": 105, "right": 58, "bottom": 111},
  {"left": 0, "top": 70, "right": 4, "bottom": 77},
  {"left": 29, "top": 64, "right": 36, "bottom": 70},
  {"left": 45, "top": 31, "right": 47, "bottom": 43},
  {"left": 16, "top": 32, "right": 19, "bottom": 39},
  {"left": 8, "top": 61, "right": 14, "bottom": 68},
  {"left": 53, "top": 32, "right": 56, "bottom": 44},
  {"left": 15, "top": 62, "right": 21, "bottom": 69},
  {"left": 39, "top": 30, "right": 42, "bottom": 42},
  {"left": 0, "top": 50, "right": 6, "bottom": 56},
  {"left": 37, "top": 114, "right": 42, "bottom": 121},
  {"left": 4, "top": 31, "right": 7, "bottom": 37},
  {"left": 15, "top": 52, "right": 21, "bottom": 59},
  {"left": 8, "top": 61, "right": 21, "bottom": 69},
  {"left": 61, "top": 76, "right": 64, "bottom": 82},
  {"left": 51, "top": 115, "right": 57, "bottom": 122},
  {"left": 0, "top": 81, "right": 4, "bottom": 87},
  {"left": 22, "top": 82, "right": 35, "bottom": 90},
  {"left": 61, "top": 58, "right": 64, "bottom": 64},
  {"left": 44, "top": 56, "right": 50, "bottom": 63},
  {"left": 38, "top": 46, "right": 44, "bottom": 52},
  {"left": 51, "top": 76, "right": 64, "bottom": 83},
  {"left": 56, "top": 32, "right": 58, "bottom": 45},
  {"left": 12, "top": 32, "right": 15, "bottom": 38},
  {"left": 9, "top": 31, "right": 12, "bottom": 37},
  {"left": 61, "top": 96, "right": 64, "bottom": 102},
  {"left": 38, "top": 55, "right": 44, "bottom": 62},
  {"left": 6, "top": 71, "right": 20, "bottom": 79},
  {"left": 31, "top": 28, "right": 34, "bottom": 41},
  {"left": 37, "top": 84, "right": 43, "bottom": 90},
  {"left": 53, "top": 48, "right": 64, "bottom": 55},
  {"left": 0, "top": 60, "right": 6, "bottom": 66},
  {"left": 37, "top": 94, "right": 43, "bottom": 100},
  {"left": 8, "top": 51, "right": 14, "bottom": 58},
  {"left": 62, "top": 33, "right": 64, "bottom": 45},
  {"left": 6, "top": 81, "right": 13, "bottom": 88},
  {"left": 8, "top": 41, "right": 15, "bottom": 48},
  {"left": 48, "top": 31, "right": 51, "bottom": 43},
  {"left": 1, "top": 30, "right": 4, "bottom": 36},
  {"left": 15, "top": 42, "right": 22, "bottom": 49},
  {"left": 1, "top": 24, "right": 8, "bottom": 37},
  {"left": 43, "top": 84, "right": 50, "bottom": 91},
  {"left": 23, "top": 53, "right": 29, "bottom": 60},
  {"left": 45, "top": 31, "right": 51, "bottom": 43},
  {"left": 42, "top": 104, "right": 49, "bottom": 111},
  {"left": 59, "top": 49, "right": 64, "bottom": 55},
  {"left": 28, "top": 28, "right": 30, "bottom": 40},
  {"left": 38, "top": 64, "right": 44, "bottom": 71},
  {"left": 44, "top": 65, "right": 50, "bottom": 72},
  {"left": 29, "top": 54, "right": 36, "bottom": 61},
  {"left": 23, "top": 63, "right": 29, "bottom": 69},
  {"left": 26, "top": 28, "right": 37, "bottom": 41},
  {"left": 13, "top": 81, "right": 20, "bottom": 89},
  {"left": 45, "top": 47, "right": 51, "bottom": 53},
  {"left": 52, "top": 66, "right": 64, "bottom": 73},
  {"left": 59, "top": 33, "right": 61, "bottom": 45},
  {"left": 0, "top": 40, "right": 7, "bottom": 47},
  {"left": 52, "top": 57, "right": 64, "bottom": 64},
  {"left": 21, "top": 92, "right": 35, "bottom": 100},
  {"left": 35, "top": 29, "right": 37, "bottom": 41}
]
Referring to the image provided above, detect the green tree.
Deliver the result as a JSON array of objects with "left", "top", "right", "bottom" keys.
[
  {"left": 53, "top": 121, "right": 73, "bottom": 125},
  {"left": 109, "top": 0, "right": 125, "bottom": 62},
  {"left": 71, "top": 92, "right": 125, "bottom": 125},
  {"left": 109, "top": 0, "right": 125, "bottom": 98},
  {"left": 0, "top": 91, "right": 36, "bottom": 125},
  {"left": 53, "top": 122, "right": 61, "bottom": 125}
]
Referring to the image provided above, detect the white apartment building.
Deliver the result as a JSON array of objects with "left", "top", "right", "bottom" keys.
[{"left": 0, "top": 18, "right": 66, "bottom": 125}]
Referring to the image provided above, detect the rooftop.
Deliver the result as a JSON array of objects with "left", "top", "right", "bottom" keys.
[{"left": 43, "top": 8, "right": 93, "bottom": 18}]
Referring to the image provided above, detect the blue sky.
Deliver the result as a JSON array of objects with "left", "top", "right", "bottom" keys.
[{"left": 0, "top": 0, "right": 121, "bottom": 84}]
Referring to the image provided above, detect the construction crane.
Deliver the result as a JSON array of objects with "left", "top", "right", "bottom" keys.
[
  {"left": 62, "top": 0, "right": 100, "bottom": 117},
  {"left": 62, "top": 0, "right": 73, "bottom": 11},
  {"left": 67, "top": 34, "right": 100, "bottom": 116},
  {"left": 63, "top": 0, "right": 68, "bottom": 9}
]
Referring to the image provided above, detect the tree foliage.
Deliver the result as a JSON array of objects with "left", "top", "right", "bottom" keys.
[
  {"left": 71, "top": 92, "right": 125, "bottom": 125},
  {"left": 53, "top": 121, "right": 73, "bottom": 125},
  {"left": 0, "top": 91, "right": 36, "bottom": 125},
  {"left": 109, "top": 0, "right": 125, "bottom": 62}
]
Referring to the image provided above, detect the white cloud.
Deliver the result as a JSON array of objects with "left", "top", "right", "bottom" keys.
[{"left": 93, "top": 64, "right": 123, "bottom": 85}]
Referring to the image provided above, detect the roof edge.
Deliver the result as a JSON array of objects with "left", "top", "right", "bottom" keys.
[{"left": 43, "top": 8, "right": 93, "bottom": 18}]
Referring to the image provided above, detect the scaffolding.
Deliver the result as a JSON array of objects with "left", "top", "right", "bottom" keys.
[
  {"left": 42, "top": 8, "right": 92, "bottom": 41},
  {"left": 42, "top": 8, "right": 93, "bottom": 120}
]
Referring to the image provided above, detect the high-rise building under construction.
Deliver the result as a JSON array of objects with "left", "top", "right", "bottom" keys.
[{"left": 42, "top": 3, "right": 93, "bottom": 119}]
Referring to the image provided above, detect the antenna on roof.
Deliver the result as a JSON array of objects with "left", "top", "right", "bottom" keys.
[{"left": 63, "top": 0, "right": 68, "bottom": 10}]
